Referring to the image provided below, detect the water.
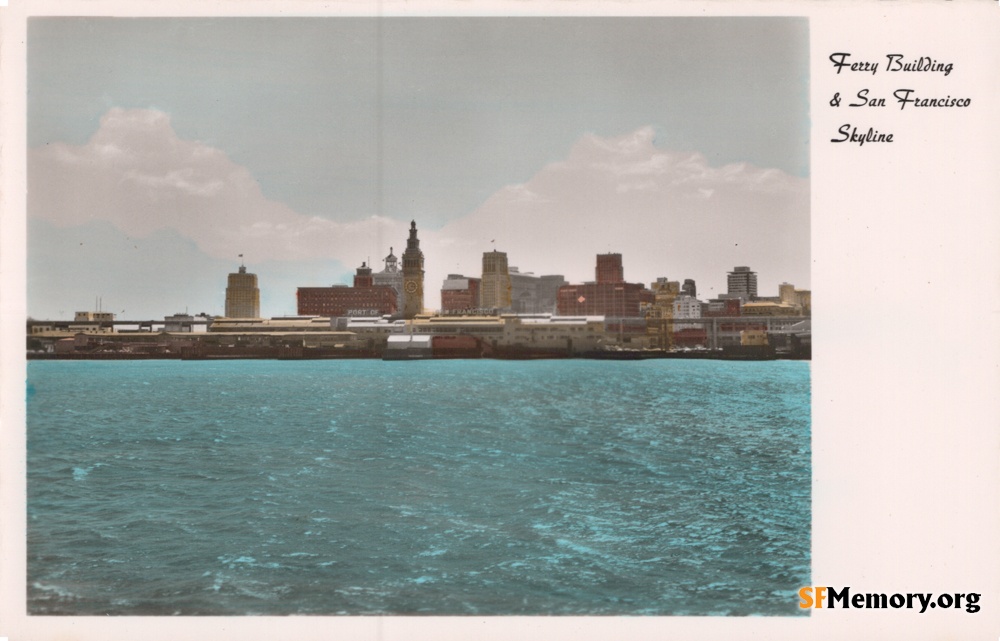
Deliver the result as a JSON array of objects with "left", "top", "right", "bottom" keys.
[{"left": 26, "top": 359, "right": 810, "bottom": 616}]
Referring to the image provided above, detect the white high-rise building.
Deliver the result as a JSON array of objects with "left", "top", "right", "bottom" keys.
[{"left": 673, "top": 294, "right": 702, "bottom": 330}]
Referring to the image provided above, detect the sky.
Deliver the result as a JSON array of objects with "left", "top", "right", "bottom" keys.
[{"left": 27, "top": 17, "right": 809, "bottom": 319}]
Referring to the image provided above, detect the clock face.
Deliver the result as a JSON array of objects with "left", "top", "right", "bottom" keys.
[{"left": 405, "top": 280, "right": 418, "bottom": 294}]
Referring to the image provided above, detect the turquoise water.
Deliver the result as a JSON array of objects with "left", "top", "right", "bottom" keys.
[{"left": 26, "top": 359, "right": 810, "bottom": 615}]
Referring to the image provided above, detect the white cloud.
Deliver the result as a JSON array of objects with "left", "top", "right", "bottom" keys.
[
  {"left": 29, "top": 110, "right": 809, "bottom": 314},
  {"left": 423, "top": 127, "right": 810, "bottom": 304},
  {"left": 28, "top": 108, "right": 407, "bottom": 264}
]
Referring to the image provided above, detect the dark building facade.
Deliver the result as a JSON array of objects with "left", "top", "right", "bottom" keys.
[{"left": 727, "top": 266, "right": 758, "bottom": 300}]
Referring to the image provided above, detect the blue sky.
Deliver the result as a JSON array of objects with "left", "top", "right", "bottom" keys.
[{"left": 28, "top": 17, "right": 809, "bottom": 318}]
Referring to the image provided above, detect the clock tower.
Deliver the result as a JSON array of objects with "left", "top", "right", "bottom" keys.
[{"left": 401, "top": 220, "right": 425, "bottom": 319}]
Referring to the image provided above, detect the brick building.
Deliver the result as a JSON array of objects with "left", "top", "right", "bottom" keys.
[
  {"left": 296, "top": 261, "right": 398, "bottom": 317},
  {"left": 556, "top": 253, "right": 653, "bottom": 317},
  {"left": 441, "top": 274, "right": 482, "bottom": 313},
  {"left": 595, "top": 253, "right": 625, "bottom": 284},
  {"left": 703, "top": 298, "right": 742, "bottom": 317}
]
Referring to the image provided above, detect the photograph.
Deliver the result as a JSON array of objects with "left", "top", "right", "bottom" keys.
[{"left": 23, "top": 15, "right": 810, "bottom": 616}]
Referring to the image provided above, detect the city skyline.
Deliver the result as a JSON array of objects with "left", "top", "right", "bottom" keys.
[
  {"left": 34, "top": 241, "right": 808, "bottom": 321},
  {"left": 7, "top": 2, "right": 999, "bottom": 637},
  {"left": 27, "top": 17, "right": 809, "bottom": 319}
]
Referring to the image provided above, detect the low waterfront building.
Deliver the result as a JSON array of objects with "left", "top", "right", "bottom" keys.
[
  {"left": 68, "top": 310, "right": 116, "bottom": 334},
  {"left": 74, "top": 311, "right": 115, "bottom": 322},
  {"left": 210, "top": 316, "right": 338, "bottom": 332},
  {"left": 330, "top": 316, "right": 400, "bottom": 350},
  {"left": 30, "top": 321, "right": 363, "bottom": 358},
  {"left": 405, "top": 313, "right": 506, "bottom": 338},
  {"left": 401, "top": 313, "right": 613, "bottom": 354},
  {"left": 499, "top": 314, "right": 608, "bottom": 354},
  {"left": 673, "top": 327, "right": 709, "bottom": 348},
  {"left": 29, "top": 324, "right": 56, "bottom": 335},
  {"left": 42, "top": 330, "right": 198, "bottom": 356},
  {"left": 740, "top": 328, "right": 770, "bottom": 346},
  {"left": 164, "top": 313, "right": 195, "bottom": 332},
  {"left": 768, "top": 319, "right": 811, "bottom": 357},
  {"left": 605, "top": 317, "right": 654, "bottom": 348},
  {"left": 66, "top": 323, "right": 114, "bottom": 334},
  {"left": 384, "top": 334, "right": 434, "bottom": 359}
]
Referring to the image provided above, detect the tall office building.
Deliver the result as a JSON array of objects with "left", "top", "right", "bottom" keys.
[
  {"left": 481, "top": 250, "right": 512, "bottom": 311},
  {"left": 727, "top": 266, "right": 758, "bottom": 301},
  {"left": 682, "top": 279, "right": 697, "bottom": 299},
  {"left": 225, "top": 264, "right": 260, "bottom": 318},
  {"left": 401, "top": 221, "right": 425, "bottom": 319},
  {"left": 596, "top": 253, "right": 625, "bottom": 284}
]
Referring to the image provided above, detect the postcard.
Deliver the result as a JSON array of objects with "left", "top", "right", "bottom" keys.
[{"left": 1, "top": 1, "right": 997, "bottom": 640}]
